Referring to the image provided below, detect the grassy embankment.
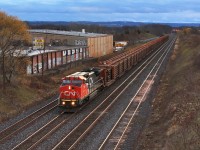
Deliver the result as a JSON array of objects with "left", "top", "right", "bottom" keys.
[{"left": 138, "top": 33, "right": 200, "bottom": 149}]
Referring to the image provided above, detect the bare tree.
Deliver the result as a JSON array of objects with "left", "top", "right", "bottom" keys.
[{"left": 0, "top": 11, "right": 30, "bottom": 90}]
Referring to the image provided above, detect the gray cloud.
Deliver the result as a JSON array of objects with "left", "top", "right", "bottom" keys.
[{"left": 0, "top": 0, "right": 199, "bottom": 22}]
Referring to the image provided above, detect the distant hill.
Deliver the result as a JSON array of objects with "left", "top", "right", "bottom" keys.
[
  {"left": 27, "top": 21, "right": 200, "bottom": 27},
  {"left": 161, "top": 23, "right": 200, "bottom": 27}
]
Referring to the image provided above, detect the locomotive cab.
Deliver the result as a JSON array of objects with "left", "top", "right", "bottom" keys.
[
  {"left": 58, "top": 68, "right": 104, "bottom": 109},
  {"left": 59, "top": 74, "right": 89, "bottom": 108}
]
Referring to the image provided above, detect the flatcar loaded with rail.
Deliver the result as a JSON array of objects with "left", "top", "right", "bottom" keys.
[{"left": 58, "top": 35, "right": 169, "bottom": 110}]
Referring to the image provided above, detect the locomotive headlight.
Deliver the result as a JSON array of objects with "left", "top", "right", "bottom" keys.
[
  {"left": 69, "top": 86, "right": 71, "bottom": 90},
  {"left": 62, "top": 101, "right": 66, "bottom": 105},
  {"left": 71, "top": 101, "right": 76, "bottom": 106}
]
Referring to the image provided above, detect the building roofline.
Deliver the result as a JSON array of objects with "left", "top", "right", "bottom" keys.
[{"left": 28, "top": 29, "right": 109, "bottom": 37}]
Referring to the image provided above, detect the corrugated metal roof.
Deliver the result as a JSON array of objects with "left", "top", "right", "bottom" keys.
[{"left": 29, "top": 29, "right": 107, "bottom": 37}]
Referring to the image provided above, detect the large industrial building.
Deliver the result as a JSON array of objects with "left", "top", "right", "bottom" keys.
[
  {"left": 29, "top": 29, "right": 113, "bottom": 57},
  {"left": 24, "top": 29, "right": 113, "bottom": 74}
]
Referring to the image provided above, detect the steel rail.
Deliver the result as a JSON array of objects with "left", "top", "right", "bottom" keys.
[
  {"left": 0, "top": 99, "right": 58, "bottom": 142},
  {"left": 52, "top": 38, "right": 172, "bottom": 150},
  {"left": 98, "top": 36, "right": 176, "bottom": 150},
  {"left": 114, "top": 36, "right": 175, "bottom": 150},
  {"left": 11, "top": 87, "right": 103, "bottom": 150},
  {"left": 25, "top": 91, "right": 104, "bottom": 150}
]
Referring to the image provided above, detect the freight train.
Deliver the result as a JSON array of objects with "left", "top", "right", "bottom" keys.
[{"left": 58, "top": 35, "right": 169, "bottom": 110}]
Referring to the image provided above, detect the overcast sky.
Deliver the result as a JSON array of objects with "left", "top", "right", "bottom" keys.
[{"left": 0, "top": 0, "right": 199, "bottom": 23}]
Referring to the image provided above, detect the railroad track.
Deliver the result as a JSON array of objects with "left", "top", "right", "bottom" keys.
[
  {"left": 2, "top": 36, "right": 175, "bottom": 150},
  {"left": 50, "top": 37, "right": 175, "bottom": 150},
  {"left": 12, "top": 112, "right": 67, "bottom": 150},
  {"left": 0, "top": 98, "right": 58, "bottom": 143},
  {"left": 98, "top": 37, "right": 176, "bottom": 150},
  {"left": 11, "top": 90, "right": 103, "bottom": 150}
]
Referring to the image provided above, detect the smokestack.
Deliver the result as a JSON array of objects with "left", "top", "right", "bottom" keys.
[{"left": 82, "top": 29, "right": 85, "bottom": 33}]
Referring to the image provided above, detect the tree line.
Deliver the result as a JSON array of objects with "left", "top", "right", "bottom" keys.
[
  {"left": 28, "top": 22, "right": 172, "bottom": 43},
  {"left": 0, "top": 11, "right": 30, "bottom": 91}
]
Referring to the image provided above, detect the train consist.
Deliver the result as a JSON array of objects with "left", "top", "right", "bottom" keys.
[{"left": 58, "top": 35, "right": 169, "bottom": 110}]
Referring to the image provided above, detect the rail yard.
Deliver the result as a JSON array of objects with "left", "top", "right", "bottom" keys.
[{"left": 0, "top": 34, "right": 176, "bottom": 150}]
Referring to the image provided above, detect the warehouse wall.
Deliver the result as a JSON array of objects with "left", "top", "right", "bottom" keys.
[
  {"left": 30, "top": 33, "right": 113, "bottom": 58},
  {"left": 26, "top": 47, "right": 89, "bottom": 74},
  {"left": 31, "top": 33, "right": 87, "bottom": 46},
  {"left": 87, "top": 35, "right": 113, "bottom": 57}
]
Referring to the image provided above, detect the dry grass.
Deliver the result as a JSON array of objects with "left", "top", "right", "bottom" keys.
[
  {"left": 137, "top": 33, "right": 200, "bottom": 150},
  {"left": 0, "top": 59, "right": 100, "bottom": 122},
  {"left": 0, "top": 75, "right": 57, "bottom": 122}
]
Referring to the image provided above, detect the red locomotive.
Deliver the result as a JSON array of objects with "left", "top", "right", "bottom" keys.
[
  {"left": 58, "top": 35, "right": 169, "bottom": 110},
  {"left": 58, "top": 68, "right": 104, "bottom": 109}
]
